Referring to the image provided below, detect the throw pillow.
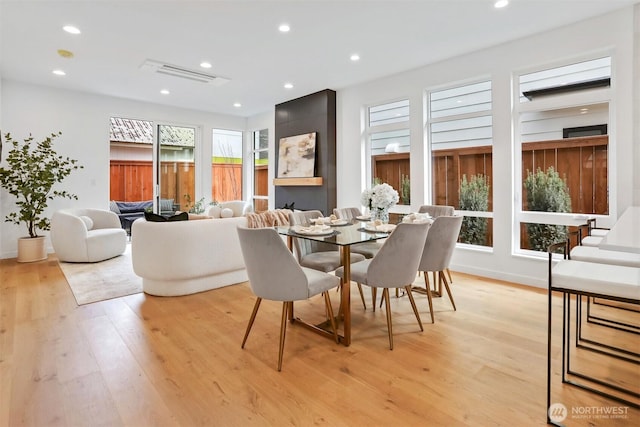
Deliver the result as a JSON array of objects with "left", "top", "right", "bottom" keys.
[
  {"left": 168, "top": 212, "right": 189, "bottom": 221},
  {"left": 144, "top": 211, "right": 189, "bottom": 222},
  {"left": 207, "top": 205, "right": 222, "bottom": 218},
  {"left": 144, "top": 211, "right": 167, "bottom": 222},
  {"left": 160, "top": 198, "right": 174, "bottom": 212},
  {"left": 109, "top": 200, "right": 121, "bottom": 214},
  {"left": 79, "top": 215, "right": 94, "bottom": 230},
  {"left": 220, "top": 208, "right": 234, "bottom": 218}
]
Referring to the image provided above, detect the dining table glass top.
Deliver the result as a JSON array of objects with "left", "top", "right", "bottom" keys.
[{"left": 275, "top": 221, "right": 390, "bottom": 246}]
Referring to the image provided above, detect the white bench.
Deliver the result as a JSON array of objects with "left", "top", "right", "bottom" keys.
[
  {"left": 570, "top": 245, "right": 640, "bottom": 268},
  {"left": 551, "top": 260, "right": 640, "bottom": 300},
  {"left": 580, "top": 235, "right": 603, "bottom": 246},
  {"left": 547, "top": 258, "right": 640, "bottom": 421}
]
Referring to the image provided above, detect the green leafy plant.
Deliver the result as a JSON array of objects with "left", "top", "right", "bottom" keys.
[
  {"left": 400, "top": 174, "right": 410, "bottom": 205},
  {"left": 524, "top": 166, "right": 572, "bottom": 251},
  {"left": 183, "top": 194, "right": 207, "bottom": 214},
  {"left": 458, "top": 174, "right": 489, "bottom": 245},
  {"left": 0, "top": 131, "right": 83, "bottom": 238}
]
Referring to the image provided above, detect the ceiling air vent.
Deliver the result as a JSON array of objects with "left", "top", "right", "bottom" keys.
[{"left": 140, "top": 59, "right": 230, "bottom": 86}]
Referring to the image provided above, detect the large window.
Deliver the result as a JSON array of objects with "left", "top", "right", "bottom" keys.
[
  {"left": 109, "top": 117, "right": 153, "bottom": 203},
  {"left": 428, "top": 80, "right": 493, "bottom": 247},
  {"left": 252, "top": 129, "right": 269, "bottom": 212},
  {"left": 515, "top": 57, "right": 611, "bottom": 253},
  {"left": 212, "top": 129, "right": 243, "bottom": 203},
  {"left": 158, "top": 124, "right": 196, "bottom": 212},
  {"left": 367, "top": 99, "right": 411, "bottom": 205}
]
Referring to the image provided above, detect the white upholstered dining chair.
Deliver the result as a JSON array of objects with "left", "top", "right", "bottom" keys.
[
  {"left": 418, "top": 204, "right": 455, "bottom": 284},
  {"left": 333, "top": 207, "right": 383, "bottom": 259},
  {"left": 415, "top": 215, "right": 463, "bottom": 323},
  {"left": 289, "top": 210, "right": 368, "bottom": 308},
  {"left": 418, "top": 204, "right": 455, "bottom": 218},
  {"left": 335, "top": 222, "right": 430, "bottom": 349},
  {"left": 237, "top": 227, "right": 340, "bottom": 371}
]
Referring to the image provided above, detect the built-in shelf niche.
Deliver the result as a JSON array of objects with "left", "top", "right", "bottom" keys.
[{"left": 273, "top": 177, "right": 323, "bottom": 186}]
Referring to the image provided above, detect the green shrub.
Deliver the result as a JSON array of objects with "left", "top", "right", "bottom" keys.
[
  {"left": 524, "top": 167, "right": 572, "bottom": 251},
  {"left": 459, "top": 174, "right": 489, "bottom": 245},
  {"left": 400, "top": 174, "right": 410, "bottom": 205}
]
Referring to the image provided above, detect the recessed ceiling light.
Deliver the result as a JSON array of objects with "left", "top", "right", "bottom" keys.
[
  {"left": 284, "top": 83, "right": 293, "bottom": 89},
  {"left": 279, "top": 24, "right": 290, "bottom": 33},
  {"left": 160, "top": 89, "right": 170, "bottom": 95},
  {"left": 63, "top": 25, "right": 81, "bottom": 34},
  {"left": 233, "top": 102, "right": 242, "bottom": 108},
  {"left": 350, "top": 54, "right": 360, "bottom": 61},
  {"left": 52, "top": 69, "right": 66, "bottom": 76},
  {"left": 200, "top": 62, "right": 212, "bottom": 69},
  {"left": 494, "top": 0, "right": 509, "bottom": 8}
]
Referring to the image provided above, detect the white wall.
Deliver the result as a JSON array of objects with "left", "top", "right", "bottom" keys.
[
  {"left": 635, "top": 5, "right": 640, "bottom": 206},
  {"left": 246, "top": 110, "right": 275, "bottom": 209},
  {"left": 337, "top": 6, "right": 637, "bottom": 287},
  {"left": 0, "top": 81, "right": 246, "bottom": 258}
]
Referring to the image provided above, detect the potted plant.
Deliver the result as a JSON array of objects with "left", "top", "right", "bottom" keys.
[{"left": 0, "top": 131, "right": 83, "bottom": 262}]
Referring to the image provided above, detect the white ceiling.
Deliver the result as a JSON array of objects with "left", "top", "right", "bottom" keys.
[{"left": 1, "top": 0, "right": 637, "bottom": 117}]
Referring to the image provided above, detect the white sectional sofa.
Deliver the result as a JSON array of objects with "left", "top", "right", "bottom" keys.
[{"left": 131, "top": 216, "right": 248, "bottom": 296}]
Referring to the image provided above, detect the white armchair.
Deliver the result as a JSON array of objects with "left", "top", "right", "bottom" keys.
[{"left": 51, "top": 208, "right": 127, "bottom": 262}]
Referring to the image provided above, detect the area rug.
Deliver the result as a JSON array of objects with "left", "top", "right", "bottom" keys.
[{"left": 58, "top": 244, "right": 142, "bottom": 305}]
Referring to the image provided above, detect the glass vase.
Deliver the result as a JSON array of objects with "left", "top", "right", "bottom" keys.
[{"left": 371, "top": 207, "right": 389, "bottom": 224}]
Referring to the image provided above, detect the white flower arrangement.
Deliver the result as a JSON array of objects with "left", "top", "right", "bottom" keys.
[{"left": 361, "top": 183, "right": 399, "bottom": 211}]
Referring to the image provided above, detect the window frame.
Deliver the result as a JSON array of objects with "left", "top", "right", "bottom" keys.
[
  {"left": 426, "top": 78, "right": 494, "bottom": 249},
  {"left": 512, "top": 54, "right": 614, "bottom": 257}
]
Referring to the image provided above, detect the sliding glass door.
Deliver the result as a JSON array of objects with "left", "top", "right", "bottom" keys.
[{"left": 156, "top": 124, "right": 196, "bottom": 214}]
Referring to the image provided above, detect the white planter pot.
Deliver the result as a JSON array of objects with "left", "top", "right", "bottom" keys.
[{"left": 17, "top": 236, "right": 47, "bottom": 263}]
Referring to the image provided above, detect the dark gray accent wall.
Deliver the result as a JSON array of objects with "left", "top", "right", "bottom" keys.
[{"left": 275, "top": 89, "right": 336, "bottom": 215}]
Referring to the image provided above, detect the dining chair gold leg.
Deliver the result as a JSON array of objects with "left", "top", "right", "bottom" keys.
[
  {"left": 356, "top": 282, "right": 366, "bottom": 309},
  {"left": 405, "top": 285, "right": 423, "bottom": 331},
  {"left": 423, "top": 274, "right": 435, "bottom": 323},
  {"left": 440, "top": 272, "right": 456, "bottom": 310},
  {"left": 446, "top": 267, "right": 453, "bottom": 284},
  {"left": 383, "top": 288, "right": 393, "bottom": 350},
  {"left": 324, "top": 291, "right": 339, "bottom": 343},
  {"left": 379, "top": 288, "right": 385, "bottom": 309},
  {"left": 242, "top": 297, "right": 262, "bottom": 348},
  {"left": 430, "top": 271, "right": 441, "bottom": 297},
  {"left": 277, "top": 301, "right": 290, "bottom": 371}
]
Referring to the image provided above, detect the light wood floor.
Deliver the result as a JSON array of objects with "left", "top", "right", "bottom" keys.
[{"left": 1, "top": 256, "right": 638, "bottom": 426}]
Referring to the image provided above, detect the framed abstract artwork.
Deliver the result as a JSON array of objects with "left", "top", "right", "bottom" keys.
[{"left": 277, "top": 132, "right": 317, "bottom": 178}]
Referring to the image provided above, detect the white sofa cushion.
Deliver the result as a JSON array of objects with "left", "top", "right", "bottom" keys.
[{"left": 79, "top": 215, "right": 94, "bottom": 230}]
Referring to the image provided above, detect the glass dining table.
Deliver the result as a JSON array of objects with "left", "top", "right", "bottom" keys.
[{"left": 275, "top": 220, "right": 390, "bottom": 346}]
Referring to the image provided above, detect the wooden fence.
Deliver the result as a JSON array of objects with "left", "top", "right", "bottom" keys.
[
  {"left": 111, "top": 161, "right": 240, "bottom": 210},
  {"left": 373, "top": 135, "right": 608, "bottom": 247},
  {"left": 429, "top": 135, "right": 608, "bottom": 215}
]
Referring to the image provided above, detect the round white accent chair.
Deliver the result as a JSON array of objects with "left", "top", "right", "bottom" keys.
[{"left": 51, "top": 208, "right": 127, "bottom": 262}]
